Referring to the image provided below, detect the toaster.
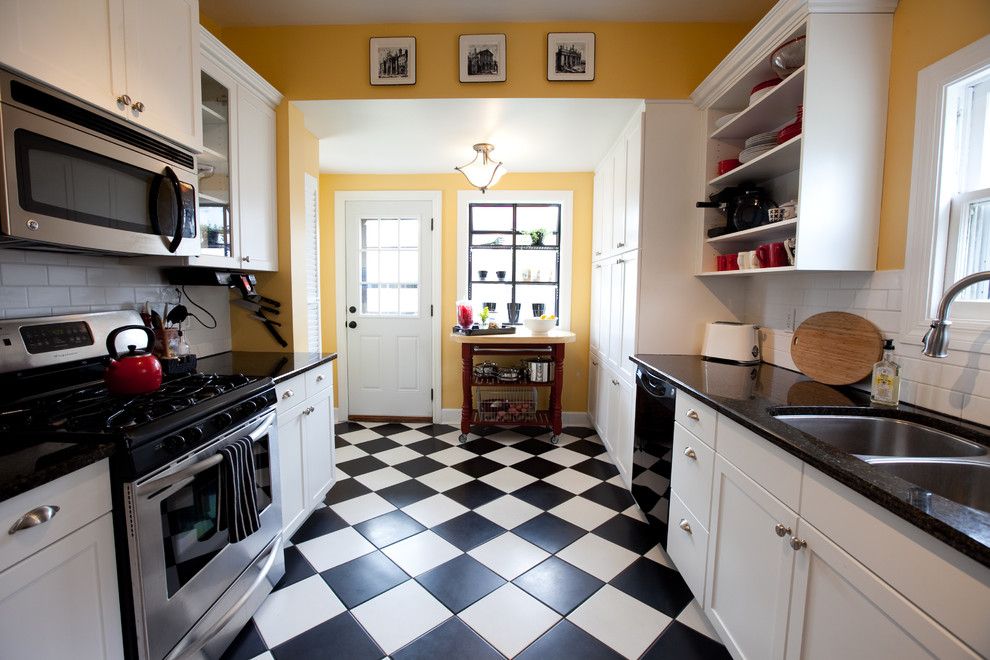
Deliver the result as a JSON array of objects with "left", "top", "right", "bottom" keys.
[{"left": 702, "top": 322, "right": 761, "bottom": 364}]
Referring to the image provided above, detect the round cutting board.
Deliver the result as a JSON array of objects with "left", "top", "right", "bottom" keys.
[{"left": 790, "top": 312, "right": 884, "bottom": 385}]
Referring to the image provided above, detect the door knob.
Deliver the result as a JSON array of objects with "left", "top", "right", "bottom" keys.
[
  {"left": 116, "top": 94, "right": 132, "bottom": 107},
  {"left": 686, "top": 409, "right": 700, "bottom": 421},
  {"left": 774, "top": 523, "right": 792, "bottom": 537},
  {"left": 683, "top": 447, "right": 697, "bottom": 460},
  {"left": 132, "top": 100, "right": 145, "bottom": 113},
  {"left": 347, "top": 321, "right": 357, "bottom": 329},
  {"left": 790, "top": 537, "right": 807, "bottom": 551},
  {"left": 349, "top": 306, "right": 357, "bottom": 313},
  {"left": 678, "top": 519, "right": 692, "bottom": 534}
]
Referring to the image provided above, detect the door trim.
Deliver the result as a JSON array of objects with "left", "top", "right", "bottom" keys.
[{"left": 334, "top": 191, "right": 443, "bottom": 422}]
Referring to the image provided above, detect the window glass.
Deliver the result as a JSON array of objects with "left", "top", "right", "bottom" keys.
[{"left": 360, "top": 217, "right": 420, "bottom": 316}]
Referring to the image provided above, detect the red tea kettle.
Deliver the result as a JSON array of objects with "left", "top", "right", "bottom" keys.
[{"left": 105, "top": 325, "right": 162, "bottom": 395}]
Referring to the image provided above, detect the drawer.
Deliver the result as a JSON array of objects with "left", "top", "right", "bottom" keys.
[
  {"left": 0, "top": 460, "right": 111, "bottom": 572},
  {"left": 305, "top": 362, "right": 333, "bottom": 399},
  {"left": 716, "top": 415, "right": 803, "bottom": 511},
  {"left": 675, "top": 392, "right": 717, "bottom": 449},
  {"left": 671, "top": 423, "right": 716, "bottom": 530},
  {"left": 276, "top": 374, "right": 305, "bottom": 414},
  {"left": 667, "top": 491, "right": 709, "bottom": 607}
]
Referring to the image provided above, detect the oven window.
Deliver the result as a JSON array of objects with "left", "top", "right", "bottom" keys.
[{"left": 160, "top": 435, "right": 273, "bottom": 598}]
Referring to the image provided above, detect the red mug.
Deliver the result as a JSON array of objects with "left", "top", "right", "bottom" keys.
[
  {"left": 716, "top": 254, "right": 739, "bottom": 271},
  {"left": 759, "top": 242, "right": 791, "bottom": 268}
]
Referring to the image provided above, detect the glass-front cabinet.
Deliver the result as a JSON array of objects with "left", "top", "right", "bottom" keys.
[{"left": 197, "top": 62, "right": 236, "bottom": 262}]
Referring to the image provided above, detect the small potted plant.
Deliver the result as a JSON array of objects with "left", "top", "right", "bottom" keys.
[
  {"left": 479, "top": 305, "right": 490, "bottom": 326},
  {"left": 205, "top": 224, "right": 223, "bottom": 248},
  {"left": 529, "top": 228, "right": 546, "bottom": 246}
]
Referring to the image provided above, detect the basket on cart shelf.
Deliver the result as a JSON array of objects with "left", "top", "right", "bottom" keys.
[{"left": 477, "top": 387, "right": 538, "bottom": 422}]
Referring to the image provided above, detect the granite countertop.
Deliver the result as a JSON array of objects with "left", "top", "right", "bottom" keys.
[
  {"left": 0, "top": 440, "right": 116, "bottom": 503},
  {"left": 632, "top": 354, "right": 990, "bottom": 568},
  {"left": 196, "top": 351, "right": 337, "bottom": 383}
]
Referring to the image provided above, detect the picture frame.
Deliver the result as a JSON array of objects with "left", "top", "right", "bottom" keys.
[
  {"left": 547, "top": 32, "right": 595, "bottom": 82},
  {"left": 370, "top": 37, "right": 416, "bottom": 86},
  {"left": 459, "top": 34, "right": 507, "bottom": 83}
]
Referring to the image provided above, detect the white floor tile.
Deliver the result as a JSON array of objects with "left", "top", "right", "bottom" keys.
[
  {"left": 568, "top": 585, "right": 671, "bottom": 658},
  {"left": 330, "top": 492, "right": 397, "bottom": 525},
  {"left": 478, "top": 467, "right": 538, "bottom": 492},
  {"left": 253, "top": 576, "right": 346, "bottom": 647},
  {"left": 436, "top": 430, "right": 470, "bottom": 445},
  {"left": 296, "top": 527, "right": 376, "bottom": 572},
  {"left": 484, "top": 446, "right": 530, "bottom": 466},
  {"left": 548, "top": 497, "right": 617, "bottom": 531},
  {"left": 401, "top": 493, "right": 469, "bottom": 527},
  {"left": 340, "top": 428, "right": 385, "bottom": 444},
  {"left": 374, "top": 446, "right": 422, "bottom": 465},
  {"left": 248, "top": 653, "right": 274, "bottom": 660},
  {"left": 334, "top": 445, "right": 368, "bottom": 463},
  {"left": 475, "top": 495, "right": 541, "bottom": 529},
  {"left": 354, "top": 466, "right": 410, "bottom": 491},
  {"left": 556, "top": 534, "right": 638, "bottom": 582},
  {"left": 622, "top": 504, "right": 649, "bottom": 524},
  {"left": 415, "top": 466, "right": 474, "bottom": 492},
  {"left": 468, "top": 532, "right": 549, "bottom": 580},
  {"left": 351, "top": 580, "right": 452, "bottom": 654},
  {"left": 677, "top": 599, "right": 720, "bottom": 641},
  {"left": 460, "top": 583, "right": 560, "bottom": 657},
  {"left": 541, "top": 446, "right": 589, "bottom": 467},
  {"left": 390, "top": 429, "right": 431, "bottom": 444},
  {"left": 606, "top": 474, "right": 627, "bottom": 488},
  {"left": 643, "top": 544, "right": 677, "bottom": 570},
  {"left": 543, "top": 468, "right": 601, "bottom": 494},
  {"left": 431, "top": 446, "right": 477, "bottom": 466},
  {"left": 382, "top": 530, "right": 462, "bottom": 576}
]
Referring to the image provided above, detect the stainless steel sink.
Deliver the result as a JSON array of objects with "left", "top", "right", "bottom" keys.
[
  {"left": 866, "top": 459, "right": 990, "bottom": 513},
  {"left": 773, "top": 415, "right": 987, "bottom": 458}
]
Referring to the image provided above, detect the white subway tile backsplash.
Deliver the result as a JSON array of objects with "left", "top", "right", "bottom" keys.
[
  {"left": 70, "top": 286, "right": 106, "bottom": 305},
  {"left": 1, "top": 263, "right": 48, "bottom": 285},
  {"left": 27, "top": 286, "right": 70, "bottom": 307},
  {"left": 0, "top": 287, "right": 28, "bottom": 308},
  {"left": 48, "top": 265, "right": 87, "bottom": 285},
  {"left": 23, "top": 252, "right": 68, "bottom": 265},
  {"left": 853, "top": 289, "right": 887, "bottom": 310},
  {"left": 825, "top": 289, "right": 856, "bottom": 308},
  {"left": 104, "top": 287, "right": 136, "bottom": 304}
]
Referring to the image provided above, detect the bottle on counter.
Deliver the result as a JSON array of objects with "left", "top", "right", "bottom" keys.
[{"left": 870, "top": 339, "right": 901, "bottom": 406}]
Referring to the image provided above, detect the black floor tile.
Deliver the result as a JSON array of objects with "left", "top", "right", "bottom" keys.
[
  {"left": 593, "top": 515, "right": 660, "bottom": 556},
  {"left": 376, "top": 479, "right": 438, "bottom": 508},
  {"left": 513, "top": 556, "right": 604, "bottom": 615},
  {"left": 452, "top": 455, "right": 503, "bottom": 478},
  {"left": 512, "top": 437, "right": 557, "bottom": 455},
  {"left": 335, "top": 436, "right": 351, "bottom": 448},
  {"left": 393, "top": 455, "right": 446, "bottom": 478},
  {"left": 514, "top": 425, "right": 552, "bottom": 437},
  {"left": 220, "top": 621, "right": 267, "bottom": 660},
  {"left": 273, "top": 546, "right": 318, "bottom": 591},
  {"left": 369, "top": 422, "right": 414, "bottom": 436},
  {"left": 442, "top": 480, "right": 505, "bottom": 509},
  {"left": 356, "top": 437, "right": 402, "bottom": 454},
  {"left": 416, "top": 423, "right": 457, "bottom": 437},
  {"left": 610, "top": 557, "right": 694, "bottom": 618},
  {"left": 580, "top": 482, "right": 636, "bottom": 512},
  {"left": 337, "top": 455, "right": 389, "bottom": 477},
  {"left": 415, "top": 554, "right": 505, "bottom": 613},
  {"left": 324, "top": 478, "right": 372, "bottom": 506},
  {"left": 571, "top": 458, "right": 620, "bottom": 480},
  {"left": 321, "top": 551, "right": 410, "bottom": 608},
  {"left": 431, "top": 512, "right": 506, "bottom": 551},
  {"left": 462, "top": 437, "right": 504, "bottom": 455},
  {"left": 512, "top": 481, "right": 575, "bottom": 510},
  {"left": 392, "top": 616, "right": 502, "bottom": 660},
  {"left": 335, "top": 421, "right": 366, "bottom": 435},
  {"left": 513, "top": 456, "right": 565, "bottom": 479},
  {"left": 471, "top": 424, "right": 502, "bottom": 436},
  {"left": 407, "top": 437, "right": 455, "bottom": 455},
  {"left": 512, "top": 512, "right": 586, "bottom": 554},
  {"left": 353, "top": 510, "right": 426, "bottom": 548},
  {"left": 271, "top": 612, "right": 384, "bottom": 660},
  {"left": 566, "top": 439, "right": 608, "bottom": 457},
  {"left": 641, "top": 621, "right": 731, "bottom": 660},
  {"left": 516, "top": 620, "right": 623, "bottom": 660},
  {"left": 290, "top": 507, "right": 350, "bottom": 544},
  {"left": 562, "top": 426, "right": 599, "bottom": 439}
]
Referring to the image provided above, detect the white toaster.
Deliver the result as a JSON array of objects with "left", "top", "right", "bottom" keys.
[{"left": 702, "top": 322, "right": 761, "bottom": 364}]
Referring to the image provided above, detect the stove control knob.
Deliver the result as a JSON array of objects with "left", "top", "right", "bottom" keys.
[
  {"left": 163, "top": 435, "right": 184, "bottom": 452},
  {"left": 242, "top": 399, "right": 259, "bottom": 414},
  {"left": 216, "top": 412, "right": 233, "bottom": 429},
  {"left": 182, "top": 427, "right": 204, "bottom": 445}
]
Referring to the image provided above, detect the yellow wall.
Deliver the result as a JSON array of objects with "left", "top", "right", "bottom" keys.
[
  {"left": 876, "top": 0, "right": 990, "bottom": 270},
  {"left": 319, "top": 172, "right": 594, "bottom": 412}
]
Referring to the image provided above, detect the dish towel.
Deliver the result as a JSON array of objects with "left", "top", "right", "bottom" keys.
[{"left": 217, "top": 437, "right": 261, "bottom": 543}]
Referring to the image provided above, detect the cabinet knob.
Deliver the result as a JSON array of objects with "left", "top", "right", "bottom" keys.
[
  {"left": 686, "top": 409, "right": 700, "bottom": 421},
  {"left": 282, "top": 389, "right": 294, "bottom": 399},
  {"left": 594, "top": 251, "right": 602, "bottom": 256},
  {"left": 303, "top": 406, "right": 315, "bottom": 415},
  {"left": 611, "top": 379, "right": 619, "bottom": 386},
  {"left": 683, "top": 447, "right": 697, "bottom": 460},
  {"left": 132, "top": 100, "right": 145, "bottom": 113},
  {"left": 243, "top": 255, "right": 251, "bottom": 263},
  {"left": 774, "top": 523, "right": 792, "bottom": 537},
  {"left": 592, "top": 359, "right": 599, "bottom": 366},
  {"left": 616, "top": 257, "right": 625, "bottom": 264},
  {"left": 9, "top": 505, "right": 60, "bottom": 535},
  {"left": 790, "top": 536, "right": 807, "bottom": 551},
  {"left": 678, "top": 519, "right": 692, "bottom": 534},
  {"left": 316, "top": 374, "right": 325, "bottom": 382},
  {"left": 116, "top": 94, "right": 132, "bottom": 107},
  {"left": 616, "top": 241, "right": 625, "bottom": 248}
]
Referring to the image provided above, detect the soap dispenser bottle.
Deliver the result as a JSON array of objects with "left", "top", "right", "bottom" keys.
[{"left": 870, "top": 339, "right": 901, "bottom": 406}]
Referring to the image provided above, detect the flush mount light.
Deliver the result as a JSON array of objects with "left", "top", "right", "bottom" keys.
[{"left": 455, "top": 143, "right": 506, "bottom": 193}]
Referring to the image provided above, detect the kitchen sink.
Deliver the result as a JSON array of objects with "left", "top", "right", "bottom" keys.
[
  {"left": 866, "top": 459, "right": 990, "bottom": 513},
  {"left": 773, "top": 414, "right": 987, "bottom": 458}
]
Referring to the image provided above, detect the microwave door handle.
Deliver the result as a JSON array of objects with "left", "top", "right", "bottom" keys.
[{"left": 149, "top": 166, "right": 184, "bottom": 253}]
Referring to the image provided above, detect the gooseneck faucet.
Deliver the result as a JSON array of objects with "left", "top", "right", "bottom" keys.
[{"left": 922, "top": 270, "right": 990, "bottom": 358}]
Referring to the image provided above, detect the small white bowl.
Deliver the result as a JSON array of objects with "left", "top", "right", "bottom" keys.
[{"left": 523, "top": 317, "right": 556, "bottom": 334}]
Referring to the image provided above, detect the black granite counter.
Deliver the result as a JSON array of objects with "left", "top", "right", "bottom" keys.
[
  {"left": 196, "top": 351, "right": 337, "bottom": 384},
  {"left": 0, "top": 440, "right": 116, "bottom": 503},
  {"left": 632, "top": 354, "right": 990, "bottom": 568}
]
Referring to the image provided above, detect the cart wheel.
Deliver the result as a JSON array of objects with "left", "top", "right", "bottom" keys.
[
  {"left": 458, "top": 434, "right": 468, "bottom": 445},
  {"left": 550, "top": 435, "right": 561, "bottom": 445}
]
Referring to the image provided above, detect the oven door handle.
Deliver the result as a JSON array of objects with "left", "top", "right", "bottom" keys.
[{"left": 166, "top": 534, "right": 284, "bottom": 660}]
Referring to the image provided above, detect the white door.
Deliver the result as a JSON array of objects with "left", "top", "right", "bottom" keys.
[{"left": 345, "top": 199, "right": 434, "bottom": 418}]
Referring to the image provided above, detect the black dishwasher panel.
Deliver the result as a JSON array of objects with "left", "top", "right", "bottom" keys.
[{"left": 632, "top": 367, "right": 675, "bottom": 548}]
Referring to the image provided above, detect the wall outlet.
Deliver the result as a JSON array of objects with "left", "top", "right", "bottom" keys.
[{"left": 786, "top": 308, "right": 797, "bottom": 332}]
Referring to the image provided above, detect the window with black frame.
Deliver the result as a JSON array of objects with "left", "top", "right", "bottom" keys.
[{"left": 468, "top": 203, "right": 561, "bottom": 325}]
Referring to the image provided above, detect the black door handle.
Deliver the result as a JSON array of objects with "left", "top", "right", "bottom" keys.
[
  {"left": 347, "top": 321, "right": 357, "bottom": 329},
  {"left": 349, "top": 306, "right": 357, "bottom": 313}
]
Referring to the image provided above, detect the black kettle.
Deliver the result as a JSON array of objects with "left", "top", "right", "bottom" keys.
[{"left": 731, "top": 188, "right": 777, "bottom": 231}]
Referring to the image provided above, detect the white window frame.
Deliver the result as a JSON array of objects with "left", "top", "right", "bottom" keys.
[
  {"left": 457, "top": 190, "right": 574, "bottom": 330},
  {"left": 902, "top": 34, "right": 990, "bottom": 353}
]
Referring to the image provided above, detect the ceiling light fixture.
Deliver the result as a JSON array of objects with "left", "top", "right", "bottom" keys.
[{"left": 455, "top": 143, "right": 506, "bottom": 193}]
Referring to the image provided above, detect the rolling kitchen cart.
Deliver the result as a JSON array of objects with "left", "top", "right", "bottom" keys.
[{"left": 451, "top": 329, "right": 577, "bottom": 445}]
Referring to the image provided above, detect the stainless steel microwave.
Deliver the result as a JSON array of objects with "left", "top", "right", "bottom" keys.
[{"left": 0, "top": 66, "right": 200, "bottom": 256}]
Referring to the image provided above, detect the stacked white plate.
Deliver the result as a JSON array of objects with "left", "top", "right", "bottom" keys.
[
  {"left": 738, "top": 131, "right": 779, "bottom": 163},
  {"left": 714, "top": 112, "right": 739, "bottom": 130}
]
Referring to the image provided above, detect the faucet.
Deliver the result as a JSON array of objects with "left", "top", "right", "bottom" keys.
[{"left": 922, "top": 270, "right": 990, "bottom": 358}]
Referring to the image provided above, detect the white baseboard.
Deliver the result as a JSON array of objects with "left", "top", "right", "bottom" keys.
[{"left": 440, "top": 408, "right": 590, "bottom": 428}]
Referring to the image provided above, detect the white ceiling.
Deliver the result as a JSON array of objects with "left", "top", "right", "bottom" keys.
[
  {"left": 297, "top": 98, "right": 644, "bottom": 174},
  {"left": 201, "top": 0, "right": 771, "bottom": 26}
]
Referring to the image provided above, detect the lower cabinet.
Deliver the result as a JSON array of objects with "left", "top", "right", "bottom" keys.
[
  {"left": 590, "top": 355, "right": 634, "bottom": 485},
  {"left": 588, "top": 355, "right": 601, "bottom": 430},
  {"left": 303, "top": 396, "right": 334, "bottom": 509}
]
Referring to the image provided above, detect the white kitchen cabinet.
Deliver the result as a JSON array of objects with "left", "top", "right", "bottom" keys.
[
  {"left": 589, "top": 263, "right": 604, "bottom": 355},
  {"left": 592, "top": 158, "right": 614, "bottom": 259},
  {"left": 277, "top": 402, "right": 307, "bottom": 535},
  {"left": 593, "top": 112, "right": 643, "bottom": 262},
  {"left": 303, "top": 395, "right": 334, "bottom": 508},
  {"left": 588, "top": 355, "right": 601, "bottom": 430},
  {"left": 605, "top": 259, "right": 626, "bottom": 372},
  {"left": 592, "top": 356, "right": 612, "bottom": 449},
  {"left": 235, "top": 84, "right": 278, "bottom": 271},
  {"left": 0, "top": 0, "right": 201, "bottom": 150}
]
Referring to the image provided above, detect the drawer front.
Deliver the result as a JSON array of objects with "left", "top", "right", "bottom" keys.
[
  {"left": 671, "top": 422, "right": 716, "bottom": 530},
  {"left": 276, "top": 375, "right": 305, "bottom": 414},
  {"left": 0, "top": 460, "right": 111, "bottom": 572},
  {"left": 305, "top": 362, "right": 333, "bottom": 399},
  {"left": 717, "top": 415, "right": 803, "bottom": 511},
  {"left": 675, "top": 392, "right": 717, "bottom": 449},
  {"left": 667, "top": 491, "right": 709, "bottom": 607}
]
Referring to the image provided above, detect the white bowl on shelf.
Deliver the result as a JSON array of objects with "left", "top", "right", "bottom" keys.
[{"left": 523, "top": 318, "right": 556, "bottom": 334}]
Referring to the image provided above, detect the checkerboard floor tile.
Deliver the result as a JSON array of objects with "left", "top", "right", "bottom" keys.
[{"left": 224, "top": 422, "right": 730, "bottom": 660}]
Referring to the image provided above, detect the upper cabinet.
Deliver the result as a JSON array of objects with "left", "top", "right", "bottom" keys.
[
  {"left": 0, "top": 0, "right": 202, "bottom": 150},
  {"left": 593, "top": 112, "right": 643, "bottom": 261},
  {"left": 692, "top": 1, "right": 896, "bottom": 275}
]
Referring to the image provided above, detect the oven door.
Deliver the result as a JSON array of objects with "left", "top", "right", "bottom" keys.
[
  {"left": 0, "top": 102, "right": 198, "bottom": 256},
  {"left": 128, "top": 410, "right": 281, "bottom": 660}
]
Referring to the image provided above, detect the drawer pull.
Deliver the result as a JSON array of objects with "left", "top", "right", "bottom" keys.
[
  {"left": 611, "top": 379, "right": 619, "bottom": 386},
  {"left": 132, "top": 100, "right": 145, "bottom": 113},
  {"left": 303, "top": 406, "right": 315, "bottom": 415},
  {"left": 790, "top": 536, "right": 807, "bottom": 551},
  {"left": 282, "top": 390, "right": 294, "bottom": 400},
  {"left": 686, "top": 409, "right": 700, "bottom": 421},
  {"left": 683, "top": 447, "right": 697, "bottom": 460},
  {"left": 616, "top": 241, "right": 625, "bottom": 248},
  {"left": 316, "top": 374, "right": 325, "bottom": 383},
  {"left": 774, "top": 523, "right": 792, "bottom": 537},
  {"left": 679, "top": 519, "right": 692, "bottom": 534},
  {"left": 9, "top": 505, "right": 60, "bottom": 535},
  {"left": 116, "top": 94, "right": 132, "bottom": 107}
]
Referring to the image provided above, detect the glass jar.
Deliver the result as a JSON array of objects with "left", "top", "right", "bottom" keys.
[{"left": 456, "top": 300, "right": 474, "bottom": 329}]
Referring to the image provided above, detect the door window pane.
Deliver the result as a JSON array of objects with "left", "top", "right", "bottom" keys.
[{"left": 360, "top": 216, "right": 419, "bottom": 316}]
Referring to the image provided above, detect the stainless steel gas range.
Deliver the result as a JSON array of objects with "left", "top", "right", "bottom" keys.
[{"left": 0, "top": 310, "right": 285, "bottom": 659}]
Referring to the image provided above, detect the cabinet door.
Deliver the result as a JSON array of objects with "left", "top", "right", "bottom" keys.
[
  {"left": 618, "top": 251, "right": 639, "bottom": 383},
  {"left": 621, "top": 117, "right": 642, "bottom": 252},
  {"left": 785, "top": 520, "right": 978, "bottom": 660},
  {"left": 590, "top": 263, "right": 603, "bottom": 354},
  {"left": 605, "top": 372, "right": 623, "bottom": 457},
  {"left": 592, "top": 169, "right": 605, "bottom": 259},
  {"left": 122, "top": 0, "right": 201, "bottom": 149},
  {"left": 599, "top": 156, "right": 614, "bottom": 259},
  {"left": 595, "top": 361, "right": 612, "bottom": 447},
  {"left": 611, "top": 138, "right": 627, "bottom": 253},
  {"left": 611, "top": 377, "right": 635, "bottom": 483},
  {"left": 0, "top": 514, "right": 123, "bottom": 659},
  {"left": 236, "top": 86, "right": 278, "bottom": 271},
  {"left": 278, "top": 405, "right": 307, "bottom": 536},
  {"left": 0, "top": 0, "right": 125, "bottom": 116},
  {"left": 304, "top": 395, "right": 334, "bottom": 507},
  {"left": 705, "top": 455, "right": 798, "bottom": 660},
  {"left": 605, "top": 259, "right": 626, "bottom": 371},
  {"left": 588, "top": 355, "right": 601, "bottom": 431}
]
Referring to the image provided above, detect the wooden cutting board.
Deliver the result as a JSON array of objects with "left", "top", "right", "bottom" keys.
[{"left": 790, "top": 312, "right": 884, "bottom": 385}]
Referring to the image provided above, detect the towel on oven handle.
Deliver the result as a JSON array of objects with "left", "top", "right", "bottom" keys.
[{"left": 217, "top": 437, "right": 261, "bottom": 543}]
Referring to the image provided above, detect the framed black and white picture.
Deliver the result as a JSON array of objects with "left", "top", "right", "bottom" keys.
[
  {"left": 547, "top": 32, "right": 595, "bottom": 81},
  {"left": 370, "top": 37, "right": 416, "bottom": 85},
  {"left": 459, "top": 34, "right": 506, "bottom": 83}
]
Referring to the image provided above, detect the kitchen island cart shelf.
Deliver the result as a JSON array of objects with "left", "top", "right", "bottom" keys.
[{"left": 451, "top": 329, "right": 576, "bottom": 444}]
